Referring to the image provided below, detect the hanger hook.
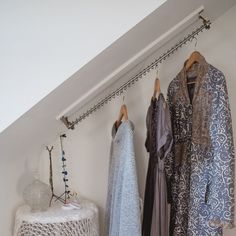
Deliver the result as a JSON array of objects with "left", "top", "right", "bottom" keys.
[
  {"left": 155, "top": 65, "right": 159, "bottom": 79},
  {"left": 155, "top": 63, "right": 158, "bottom": 70},
  {"left": 194, "top": 36, "right": 198, "bottom": 49},
  {"left": 191, "top": 36, "right": 198, "bottom": 49}
]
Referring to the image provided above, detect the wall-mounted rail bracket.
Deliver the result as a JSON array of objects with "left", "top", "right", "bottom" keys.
[
  {"left": 60, "top": 116, "right": 75, "bottom": 130},
  {"left": 199, "top": 11, "right": 211, "bottom": 29}
]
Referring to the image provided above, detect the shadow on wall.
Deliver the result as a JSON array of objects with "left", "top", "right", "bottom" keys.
[
  {"left": 8, "top": 148, "right": 43, "bottom": 235},
  {"left": 16, "top": 146, "right": 46, "bottom": 214},
  {"left": 17, "top": 147, "right": 44, "bottom": 195}
]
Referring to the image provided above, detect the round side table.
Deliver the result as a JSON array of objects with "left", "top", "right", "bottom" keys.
[{"left": 14, "top": 200, "right": 99, "bottom": 236}]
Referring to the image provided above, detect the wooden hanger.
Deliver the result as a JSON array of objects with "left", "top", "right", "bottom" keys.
[
  {"left": 116, "top": 103, "right": 128, "bottom": 129},
  {"left": 152, "top": 74, "right": 161, "bottom": 100},
  {"left": 185, "top": 51, "right": 203, "bottom": 84},
  {"left": 185, "top": 51, "right": 203, "bottom": 71}
]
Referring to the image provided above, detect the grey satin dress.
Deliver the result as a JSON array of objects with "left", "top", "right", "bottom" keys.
[{"left": 142, "top": 94, "right": 173, "bottom": 236}]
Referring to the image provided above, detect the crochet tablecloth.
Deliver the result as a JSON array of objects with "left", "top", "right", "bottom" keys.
[{"left": 14, "top": 201, "right": 99, "bottom": 236}]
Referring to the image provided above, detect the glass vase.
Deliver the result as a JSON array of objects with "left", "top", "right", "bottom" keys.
[{"left": 23, "top": 178, "right": 51, "bottom": 212}]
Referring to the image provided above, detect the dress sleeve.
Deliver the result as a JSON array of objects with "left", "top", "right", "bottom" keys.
[
  {"left": 145, "top": 105, "right": 151, "bottom": 153},
  {"left": 162, "top": 98, "right": 173, "bottom": 159},
  {"left": 164, "top": 85, "right": 175, "bottom": 204},
  {"left": 207, "top": 73, "right": 235, "bottom": 229}
]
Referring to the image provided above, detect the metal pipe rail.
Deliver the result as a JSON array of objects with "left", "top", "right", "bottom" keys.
[{"left": 61, "top": 13, "right": 211, "bottom": 130}]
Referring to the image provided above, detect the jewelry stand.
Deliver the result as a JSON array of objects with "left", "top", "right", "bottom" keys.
[{"left": 46, "top": 134, "right": 70, "bottom": 205}]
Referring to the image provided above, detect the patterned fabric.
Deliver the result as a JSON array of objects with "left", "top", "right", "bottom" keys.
[
  {"left": 165, "top": 55, "right": 235, "bottom": 236},
  {"left": 142, "top": 94, "right": 172, "bottom": 236},
  {"left": 106, "top": 120, "right": 141, "bottom": 236}
]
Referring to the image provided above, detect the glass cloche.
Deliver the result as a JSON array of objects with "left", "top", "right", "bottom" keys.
[{"left": 23, "top": 176, "right": 51, "bottom": 213}]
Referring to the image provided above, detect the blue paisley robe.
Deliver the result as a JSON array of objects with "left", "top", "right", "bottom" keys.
[{"left": 165, "top": 55, "right": 235, "bottom": 236}]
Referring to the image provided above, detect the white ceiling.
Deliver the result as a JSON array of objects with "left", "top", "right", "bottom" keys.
[
  {"left": 0, "top": 0, "right": 166, "bottom": 132},
  {"left": 1, "top": 0, "right": 236, "bottom": 159}
]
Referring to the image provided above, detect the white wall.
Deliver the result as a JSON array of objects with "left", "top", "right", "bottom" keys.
[
  {"left": 38, "top": 5, "right": 236, "bottom": 236},
  {"left": 0, "top": 0, "right": 165, "bottom": 132}
]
